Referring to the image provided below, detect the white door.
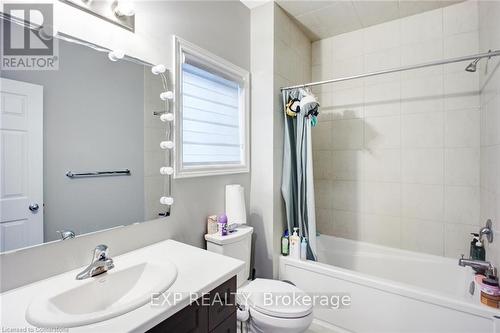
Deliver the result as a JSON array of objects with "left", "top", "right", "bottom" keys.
[{"left": 0, "top": 78, "right": 43, "bottom": 252}]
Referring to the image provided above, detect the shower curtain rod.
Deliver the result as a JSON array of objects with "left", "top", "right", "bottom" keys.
[{"left": 280, "top": 49, "right": 500, "bottom": 91}]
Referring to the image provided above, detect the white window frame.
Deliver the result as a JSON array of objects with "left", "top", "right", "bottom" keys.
[{"left": 173, "top": 36, "right": 250, "bottom": 178}]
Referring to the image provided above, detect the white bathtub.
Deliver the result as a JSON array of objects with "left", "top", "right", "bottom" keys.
[{"left": 279, "top": 235, "right": 500, "bottom": 333}]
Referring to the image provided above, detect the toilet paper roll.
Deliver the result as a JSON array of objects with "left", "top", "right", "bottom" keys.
[{"left": 225, "top": 184, "right": 247, "bottom": 225}]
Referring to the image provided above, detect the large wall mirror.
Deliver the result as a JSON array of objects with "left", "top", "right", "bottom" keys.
[{"left": 0, "top": 18, "right": 173, "bottom": 252}]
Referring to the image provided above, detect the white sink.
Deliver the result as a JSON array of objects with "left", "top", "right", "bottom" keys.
[{"left": 26, "top": 258, "right": 177, "bottom": 328}]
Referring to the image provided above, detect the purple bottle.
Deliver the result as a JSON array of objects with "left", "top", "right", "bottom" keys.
[
  {"left": 218, "top": 214, "right": 228, "bottom": 236},
  {"left": 217, "top": 214, "right": 227, "bottom": 236}
]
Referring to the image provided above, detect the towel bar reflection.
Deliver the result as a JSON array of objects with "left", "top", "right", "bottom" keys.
[{"left": 66, "top": 169, "right": 131, "bottom": 178}]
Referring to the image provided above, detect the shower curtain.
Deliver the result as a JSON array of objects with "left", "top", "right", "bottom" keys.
[{"left": 281, "top": 88, "right": 318, "bottom": 261}]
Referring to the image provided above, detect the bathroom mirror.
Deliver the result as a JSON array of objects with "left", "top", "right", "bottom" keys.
[{"left": 0, "top": 20, "right": 170, "bottom": 252}]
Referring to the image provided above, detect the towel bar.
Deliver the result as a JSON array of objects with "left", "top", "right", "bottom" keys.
[{"left": 66, "top": 169, "right": 131, "bottom": 178}]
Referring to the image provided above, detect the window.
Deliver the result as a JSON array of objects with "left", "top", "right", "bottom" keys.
[{"left": 173, "top": 36, "right": 250, "bottom": 178}]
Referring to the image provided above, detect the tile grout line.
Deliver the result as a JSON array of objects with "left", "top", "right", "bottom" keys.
[{"left": 398, "top": 17, "right": 403, "bottom": 250}]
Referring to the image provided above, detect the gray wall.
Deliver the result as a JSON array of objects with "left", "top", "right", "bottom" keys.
[
  {"left": 2, "top": 38, "right": 146, "bottom": 242},
  {"left": 0, "top": 0, "right": 250, "bottom": 291},
  {"left": 250, "top": 2, "right": 276, "bottom": 279}
]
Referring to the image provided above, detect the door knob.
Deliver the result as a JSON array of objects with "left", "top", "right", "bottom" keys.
[{"left": 29, "top": 203, "right": 39, "bottom": 212}]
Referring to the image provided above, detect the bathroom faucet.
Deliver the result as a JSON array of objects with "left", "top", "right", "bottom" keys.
[
  {"left": 57, "top": 230, "right": 75, "bottom": 240},
  {"left": 76, "top": 244, "right": 114, "bottom": 280},
  {"left": 458, "top": 255, "right": 497, "bottom": 276},
  {"left": 478, "top": 219, "right": 494, "bottom": 243}
]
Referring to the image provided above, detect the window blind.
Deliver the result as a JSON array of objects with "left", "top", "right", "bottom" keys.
[{"left": 181, "top": 63, "right": 242, "bottom": 166}]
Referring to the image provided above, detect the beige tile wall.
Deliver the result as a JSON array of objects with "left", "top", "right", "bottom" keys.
[
  {"left": 478, "top": 1, "right": 500, "bottom": 269},
  {"left": 250, "top": 3, "right": 312, "bottom": 278},
  {"left": 274, "top": 5, "right": 312, "bottom": 92},
  {"left": 274, "top": 2, "right": 312, "bottom": 237},
  {"left": 311, "top": 1, "right": 483, "bottom": 258}
]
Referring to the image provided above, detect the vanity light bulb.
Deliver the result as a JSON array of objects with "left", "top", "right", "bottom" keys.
[
  {"left": 160, "top": 113, "right": 174, "bottom": 122},
  {"left": 160, "top": 167, "right": 174, "bottom": 175},
  {"left": 160, "top": 141, "right": 174, "bottom": 149},
  {"left": 114, "top": 0, "right": 135, "bottom": 17},
  {"left": 160, "top": 91, "right": 174, "bottom": 101},
  {"left": 108, "top": 50, "right": 125, "bottom": 62},
  {"left": 160, "top": 196, "right": 174, "bottom": 205},
  {"left": 151, "top": 64, "right": 166, "bottom": 75}
]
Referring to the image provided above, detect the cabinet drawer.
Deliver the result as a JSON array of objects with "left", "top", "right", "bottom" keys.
[
  {"left": 147, "top": 300, "right": 208, "bottom": 333},
  {"left": 148, "top": 275, "right": 237, "bottom": 333},
  {"left": 208, "top": 276, "right": 237, "bottom": 331},
  {"left": 210, "top": 312, "right": 236, "bottom": 333}
]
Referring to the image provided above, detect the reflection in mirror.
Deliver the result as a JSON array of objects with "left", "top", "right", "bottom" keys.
[{"left": 0, "top": 19, "right": 171, "bottom": 252}]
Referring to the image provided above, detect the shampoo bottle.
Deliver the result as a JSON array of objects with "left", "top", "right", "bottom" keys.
[
  {"left": 470, "top": 233, "right": 486, "bottom": 262},
  {"left": 475, "top": 239, "right": 486, "bottom": 261},
  {"left": 300, "top": 237, "right": 307, "bottom": 260},
  {"left": 289, "top": 227, "right": 300, "bottom": 259},
  {"left": 281, "top": 230, "right": 289, "bottom": 256},
  {"left": 470, "top": 233, "right": 480, "bottom": 258}
]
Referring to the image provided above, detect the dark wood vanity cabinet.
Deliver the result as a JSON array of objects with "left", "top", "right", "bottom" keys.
[{"left": 148, "top": 276, "right": 237, "bottom": 333}]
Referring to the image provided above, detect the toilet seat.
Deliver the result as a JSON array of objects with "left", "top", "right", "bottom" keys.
[
  {"left": 239, "top": 279, "right": 313, "bottom": 319},
  {"left": 248, "top": 306, "right": 314, "bottom": 332}
]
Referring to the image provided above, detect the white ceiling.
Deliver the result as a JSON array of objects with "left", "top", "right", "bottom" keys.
[{"left": 241, "top": 0, "right": 463, "bottom": 41}]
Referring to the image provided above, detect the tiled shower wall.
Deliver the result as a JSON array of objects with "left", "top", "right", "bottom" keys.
[
  {"left": 274, "top": 3, "right": 312, "bottom": 267},
  {"left": 250, "top": 2, "right": 311, "bottom": 277},
  {"left": 479, "top": 1, "right": 500, "bottom": 269},
  {"left": 311, "top": 1, "right": 483, "bottom": 258},
  {"left": 274, "top": 1, "right": 312, "bottom": 233}
]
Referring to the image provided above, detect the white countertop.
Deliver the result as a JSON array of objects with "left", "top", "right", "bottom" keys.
[{"left": 0, "top": 240, "right": 244, "bottom": 332}]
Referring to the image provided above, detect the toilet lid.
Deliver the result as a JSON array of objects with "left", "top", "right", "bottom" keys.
[{"left": 241, "top": 279, "right": 313, "bottom": 318}]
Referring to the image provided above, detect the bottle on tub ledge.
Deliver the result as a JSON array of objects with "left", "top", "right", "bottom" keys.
[
  {"left": 281, "top": 230, "right": 289, "bottom": 256},
  {"left": 477, "top": 272, "right": 500, "bottom": 309},
  {"left": 470, "top": 233, "right": 486, "bottom": 262},
  {"left": 300, "top": 237, "right": 308, "bottom": 261},
  {"left": 289, "top": 227, "right": 300, "bottom": 259}
]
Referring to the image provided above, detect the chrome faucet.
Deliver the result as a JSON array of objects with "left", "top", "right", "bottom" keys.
[
  {"left": 57, "top": 230, "right": 75, "bottom": 240},
  {"left": 458, "top": 254, "right": 497, "bottom": 276},
  {"left": 479, "top": 219, "right": 494, "bottom": 243},
  {"left": 76, "top": 244, "right": 114, "bottom": 280}
]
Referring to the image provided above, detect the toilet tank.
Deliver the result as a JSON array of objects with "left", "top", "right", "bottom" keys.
[{"left": 205, "top": 226, "right": 253, "bottom": 287}]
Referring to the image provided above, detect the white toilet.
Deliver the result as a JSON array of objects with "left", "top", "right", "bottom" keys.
[{"left": 205, "top": 225, "right": 313, "bottom": 333}]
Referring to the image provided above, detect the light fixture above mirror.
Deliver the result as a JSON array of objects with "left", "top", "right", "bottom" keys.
[{"left": 114, "top": 0, "right": 135, "bottom": 17}]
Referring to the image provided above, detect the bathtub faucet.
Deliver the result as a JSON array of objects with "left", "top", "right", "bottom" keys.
[{"left": 458, "top": 255, "right": 496, "bottom": 276}]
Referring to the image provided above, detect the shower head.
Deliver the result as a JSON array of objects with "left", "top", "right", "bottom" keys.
[{"left": 465, "top": 58, "right": 480, "bottom": 72}]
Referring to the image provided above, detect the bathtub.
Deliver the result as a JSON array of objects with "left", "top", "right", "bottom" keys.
[{"left": 279, "top": 235, "right": 500, "bottom": 333}]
